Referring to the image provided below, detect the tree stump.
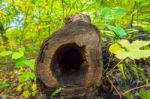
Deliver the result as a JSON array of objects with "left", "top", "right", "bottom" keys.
[{"left": 35, "top": 14, "right": 103, "bottom": 99}]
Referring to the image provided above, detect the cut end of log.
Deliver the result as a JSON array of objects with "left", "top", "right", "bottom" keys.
[
  {"left": 51, "top": 43, "right": 88, "bottom": 86},
  {"left": 64, "top": 14, "right": 91, "bottom": 24},
  {"left": 36, "top": 14, "right": 103, "bottom": 98}
]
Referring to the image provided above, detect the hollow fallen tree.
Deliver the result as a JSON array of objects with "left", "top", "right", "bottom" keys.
[{"left": 35, "top": 14, "right": 103, "bottom": 99}]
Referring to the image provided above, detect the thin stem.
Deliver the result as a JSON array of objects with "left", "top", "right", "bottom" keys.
[
  {"left": 106, "top": 59, "right": 124, "bottom": 76},
  {"left": 107, "top": 76, "right": 122, "bottom": 99},
  {"left": 124, "top": 83, "right": 150, "bottom": 94}
]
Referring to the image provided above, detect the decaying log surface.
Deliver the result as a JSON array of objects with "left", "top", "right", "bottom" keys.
[{"left": 35, "top": 14, "right": 103, "bottom": 99}]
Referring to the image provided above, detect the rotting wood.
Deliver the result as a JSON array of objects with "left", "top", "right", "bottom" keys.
[{"left": 35, "top": 14, "right": 103, "bottom": 99}]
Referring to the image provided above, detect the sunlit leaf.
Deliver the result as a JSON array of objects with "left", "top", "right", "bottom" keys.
[
  {"left": 0, "top": 51, "right": 12, "bottom": 57},
  {"left": 23, "top": 90, "right": 30, "bottom": 98},
  {"left": 17, "top": 84, "right": 24, "bottom": 92},
  {"left": 19, "top": 72, "right": 35, "bottom": 81},
  {"left": 15, "top": 58, "right": 26, "bottom": 68},
  {"left": 32, "top": 83, "right": 37, "bottom": 91},
  {"left": 110, "top": 40, "right": 150, "bottom": 59},
  {"left": 109, "top": 43, "right": 125, "bottom": 53},
  {"left": 12, "top": 52, "right": 24, "bottom": 60},
  {"left": 25, "top": 59, "right": 35, "bottom": 70},
  {"left": 19, "top": 47, "right": 26, "bottom": 53}
]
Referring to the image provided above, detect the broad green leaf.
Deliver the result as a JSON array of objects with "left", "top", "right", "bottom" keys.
[
  {"left": 12, "top": 52, "right": 24, "bottom": 60},
  {"left": 106, "top": 24, "right": 126, "bottom": 38},
  {"left": 109, "top": 43, "right": 125, "bottom": 53},
  {"left": 51, "top": 88, "right": 64, "bottom": 97},
  {"left": 119, "top": 40, "right": 150, "bottom": 51},
  {"left": 110, "top": 40, "right": 150, "bottom": 59},
  {"left": 19, "top": 72, "right": 35, "bottom": 81},
  {"left": 0, "top": 51, "right": 12, "bottom": 57},
  {"left": 15, "top": 58, "right": 26, "bottom": 68},
  {"left": 139, "top": 89, "right": 150, "bottom": 99}
]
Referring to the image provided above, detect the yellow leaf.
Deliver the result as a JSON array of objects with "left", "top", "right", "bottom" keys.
[
  {"left": 23, "top": 90, "right": 30, "bottom": 98},
  {"left": 32, "top": 83, "right": 37, "bottom": 91},
  {"left": 109, "top": 43, "right": 124, "bottom": 53},
  {"left": 17, "top": 84, "right": 23, "bottom": 92}
]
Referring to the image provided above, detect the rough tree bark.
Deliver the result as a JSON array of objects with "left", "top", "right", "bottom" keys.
[{"left": 35, "top": 14, "right": 103, "bottom": 99}]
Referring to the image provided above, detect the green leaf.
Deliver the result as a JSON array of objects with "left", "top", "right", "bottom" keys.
[
  {"left": 25, "top": 59, "right": 35, "bottom": 70},
  {"left": 118, "top": 64, "right": 126, "bottom": 78},
  {"left": 109, "top": 43, "right": 125, "bottom": 53},
  {"left": 101, "top": 7, "right": 112, "bottom": 19},
  {"left": 12, "top": 51, "right": 24, "bottom": 59},
  {"left": 0, "top": 80, "right": 9, "bottom": 89},
  {"left": 19, "top": 72, "right": 35, "bottom": 81},
  {"left": 125, "top": 92, "right": 133, "bottom": 99},
  {"left": 0, "top": 51, "right": 12, "bottom": 57},
  {"left": 19, "top": 47, "right": 26, "bottom": 53},
  {"left": 132, "top": 66, "right": 139, "bottom": 80},
  {"left": 119, "top": 40, "right": 150, "bottom": 51},
  {"left": 106, "top": 24, "right": 126, "bottom": 38},
  {"left": 110, "top": 40, "right": 150, "bottom": 60},
  {"left": 139, "top": 89, "right": 150, "bottom": 99},
  {"left": 113, "top": 7, "right": 125, "bottom": 18},
  {"left": 15, "top": 58, "right": 26, "bottom": 68},
  {"left": 23, "top": 90, "right": 30, "bottom": 98},
  {"left": 51, "top": 88, "right": 64, "bottom": 97}
]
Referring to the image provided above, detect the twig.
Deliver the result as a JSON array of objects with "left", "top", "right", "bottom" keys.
[
  {"left": 107, "top": 76, "right": 122, "bottom": 99},
  {"left": 124, "top": 83, "right": 150, "bottom": 94},
  {"left": 106, "top": 59, "right": 124, "bottom": 76}
]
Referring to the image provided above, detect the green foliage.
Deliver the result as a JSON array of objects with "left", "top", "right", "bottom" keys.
[
  {"left": 106, "top": 24, "right": 126, "bottom": 38},
  {"left": 139, "top": 89, "right": 150, "bottom": 99},
  {"left": 125, "top": 92, "right": 133, "bottom": 99},
  {"left": 117, "top": 64, "right": 126, "bottom": 78},
  {"left": 0, "top": 47, "right": 36, "bottom": 98},
  {"left": 0, "top": 0, "right": 150, "bottom": 98},
  {"left": 98, "top": 7, "right": 125, "bottom": 20},
  {"left": 51, "top": 88, "right": 64, "bottom": 97},
  {"left": 0, "top": 51, "right": 12, "bottom": 57},
  {"left": 0, "top": 80, "right": 9, "bottom": 90},
  {"left": 19, "top": 72, "right": 35, "bottom": 82}
]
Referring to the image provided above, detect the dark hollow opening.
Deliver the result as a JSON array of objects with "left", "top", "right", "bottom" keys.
[{"left": 51, "top": 43, "right": 88, "bottom": 85}]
